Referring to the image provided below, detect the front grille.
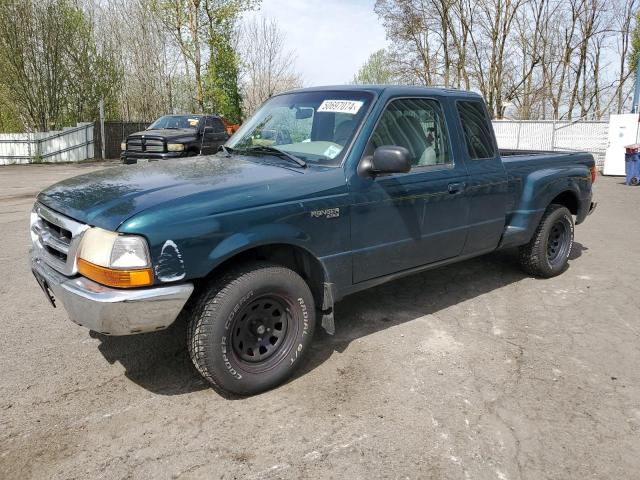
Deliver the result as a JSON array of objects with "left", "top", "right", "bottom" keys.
[
  {"left": 145, "top": 139, "right": 164, "bottom": 152},
  {"left": 30, "top": 204, "right": 88, "bottom": 276},
  {"left": 127, "top": 138, "right": 143, "bottom": 152},
  {"left": 126, "top": 136, "right": 165, "bottom": 153}
]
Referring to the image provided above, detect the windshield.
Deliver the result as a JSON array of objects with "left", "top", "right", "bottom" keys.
[
  {"left": 227, "top": 90, "right": 374, "bottom": 166},
  {"left": 149, "top": 115, "right": 201, "bottom": 130}
]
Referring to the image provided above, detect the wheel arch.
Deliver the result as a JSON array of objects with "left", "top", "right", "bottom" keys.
[
  {"left": 548, "top": 190, "right": 579, "bottom": 215},
  {"left": 499, "top": 170, "right": 585, "bottom": 249},
  {"left": 196, "top": 242, "right": 331, "bottom": 314}
]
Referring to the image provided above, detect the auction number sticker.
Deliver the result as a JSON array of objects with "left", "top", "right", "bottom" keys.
[{"left": 317, "top": 100, "right": 364, "bottom": 115}]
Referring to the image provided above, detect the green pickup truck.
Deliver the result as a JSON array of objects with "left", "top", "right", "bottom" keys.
[{"left": 30, "top": 86, "right": 596, "bottom": 395}]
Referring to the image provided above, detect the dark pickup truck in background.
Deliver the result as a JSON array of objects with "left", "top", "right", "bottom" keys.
[
  {"left": 31, "top": 85, "right": 596, "bottom": 396},
  {"left": 120, "top": 114, "right": 229, "bottom": 164}
]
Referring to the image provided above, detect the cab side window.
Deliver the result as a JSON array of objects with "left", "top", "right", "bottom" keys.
[
  {"left": 212, "top": 118, "right": 226, "bottom": 134},
  {"left": 456, "top": 101, "right": 496, "bottom": 159},
  {"left": 369, "top": 98, "right": 451, "bottom": 167}
]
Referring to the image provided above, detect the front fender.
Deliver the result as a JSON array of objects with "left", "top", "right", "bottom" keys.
[{"left": 207, "top": 223, "right": 316, "bottom": 269}]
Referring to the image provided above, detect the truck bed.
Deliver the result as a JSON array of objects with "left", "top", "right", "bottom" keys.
[
  {"left": 500, "top": 148, "right": 595, "bottom": 176},
  {"left": 499, "top": 148, "right": 595, "bottom": 240}
]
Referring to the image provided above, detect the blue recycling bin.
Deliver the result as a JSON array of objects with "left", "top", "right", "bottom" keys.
[{"left": 626, "top": 152, "right": 640, "bottom": 185}]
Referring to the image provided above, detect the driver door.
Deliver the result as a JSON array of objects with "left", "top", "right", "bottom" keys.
[{"left": 350, "top": 97, "right": 470, "bottom": 283}]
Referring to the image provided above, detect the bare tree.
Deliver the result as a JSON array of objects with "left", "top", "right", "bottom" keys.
[
  {"left": 154, "top": 0, "right": 207, "bottom": 110},
  {"left": 613, "top": 0, "right": 637, "bottom": 114},
  {"left": 373, "top": 0, "right": 637, "bottom": 119},
  {"left": 93, "top": 0, "right": 180, "bottom": 120},
  {"left": 240, "top": 17, "right": 302, "bottom": 115}
]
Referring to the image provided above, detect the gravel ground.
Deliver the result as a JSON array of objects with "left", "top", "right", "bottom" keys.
[{"left": 1, "top": 162, "right": 639, "bottom": 480}]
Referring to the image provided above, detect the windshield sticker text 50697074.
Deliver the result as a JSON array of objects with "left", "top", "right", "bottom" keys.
[{"left": 317, "top": 100, "right": 364, "bottom": 115}]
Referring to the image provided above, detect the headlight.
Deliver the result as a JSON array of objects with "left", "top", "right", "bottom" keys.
[
  {"left": 77, "top": 227, "right": 153, "bottom": 288},
  {"left": 167, "top": 143, "right": 185, "bottom": 152},
  {"left": 121, "top": 141, "right": 127, "bottom": 151}
]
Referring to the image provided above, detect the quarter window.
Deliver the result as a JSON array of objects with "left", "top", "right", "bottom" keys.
[
  {"left": 457, "top": 101, "right": 496, "bottom": 159},
  {"left": 369, "top": 98, "right": 451, "bottom": 166}
]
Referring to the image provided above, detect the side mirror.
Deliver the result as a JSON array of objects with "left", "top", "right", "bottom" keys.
[
  {"left": 359, "top": 146, "right": 412, "bottom": 177},
  {"left": 203, "top": 126, "right": 214, "bottom": 134}
]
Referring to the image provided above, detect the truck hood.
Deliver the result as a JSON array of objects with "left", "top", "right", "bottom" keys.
[
  {"left": 129, "top": 128, "right": 196, "bottom": 140},
  {"left": 37, "top": 155, "right": 300, "bottom": 231}
]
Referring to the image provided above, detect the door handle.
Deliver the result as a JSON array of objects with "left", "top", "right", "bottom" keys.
[{"left": 448, "top": 182, "right": 466, "bottom": 194}]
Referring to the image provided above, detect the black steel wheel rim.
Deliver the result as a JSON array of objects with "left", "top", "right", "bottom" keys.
[
  {"left": 231, "top": 295, "right": 291, "bottom": 363},
  {"left": 547, "top": 220, "right": 570, "bottom": 266}
]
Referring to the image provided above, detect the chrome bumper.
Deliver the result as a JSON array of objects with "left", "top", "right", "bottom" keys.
[{"left": 31, "top": 255, "right": 194, "bottom": 335}]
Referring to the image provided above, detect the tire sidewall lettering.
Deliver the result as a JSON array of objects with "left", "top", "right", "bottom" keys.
[
  {"left": 297, "top": 297, "right": 309, "bottom": 335},
  {"left": 224, "top": 290, "right": 254, "bottom": 330},
  {"left": 220, "top": 335, "right": 242, "bottom": 380},
  {"left": 220, "top": 290, "right": 254, "bottom": 380},
  {"left": 564, "top": 213, "right": 574, "bottom": 260},
  {"left": 288, "top": 297, "right": 309, "bottom": 365}
]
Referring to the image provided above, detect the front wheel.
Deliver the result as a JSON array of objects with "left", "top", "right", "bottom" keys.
[
  {"left": 519, "top": 204, "right": 574, "bottom": 278},
  {"left": 187, "top": 262, "right": 315, "bottom": 396}
]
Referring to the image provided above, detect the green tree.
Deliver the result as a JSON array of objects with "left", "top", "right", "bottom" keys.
[
  {"left": 352, "top": 49, "right": 396, "bottom": 85},
  {"left": 205, "top": 32, "right": 243, "bottom": 122},
  {"left": 0, "top": 59, "right": 21, "bottom": 132},
  {"left": 631, "top": 11, "right": 640, "bottom": 73},
  {"left": 155, "top": 0, "right": 257, "bottom": 118},
  {"left": 203, "top": 2, "right": 246, "bottom": 122},
  {"left": 0, "top": 0, "right": 120, "bottom": 132},
  {"left": 203, "top": 0, "right": 258, "bottom": 121}
]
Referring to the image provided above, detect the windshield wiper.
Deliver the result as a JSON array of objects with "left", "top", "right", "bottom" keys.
[
  {"left": 243, "top": 145, "right": 307, "bottom": 168},
  {"left": 218, "top": 145, "right": 233, "bottom": 156}
]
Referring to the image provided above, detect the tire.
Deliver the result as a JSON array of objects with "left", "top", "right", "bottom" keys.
[
  {"left": 518, "top": 204, "right": 574, "bottom": 278},
  {"left": 187, "top": 262, "right": 316, "bottom": 396}
]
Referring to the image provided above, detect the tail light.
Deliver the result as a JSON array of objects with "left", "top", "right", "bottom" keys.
[{"left": 590, "top": 165, "right": 597, "bottom": 184}]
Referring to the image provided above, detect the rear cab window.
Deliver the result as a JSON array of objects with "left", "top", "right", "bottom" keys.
[{"left": 456, "top": 100, "right": 496, "bottom": 159}]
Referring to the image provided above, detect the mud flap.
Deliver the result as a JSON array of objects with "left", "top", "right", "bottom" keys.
[
  {"left": 320, "top": 309, "right": 335, "bottom": 335},
  {"left": 320, "top": 281, "right": 335, "bottom": 335}
]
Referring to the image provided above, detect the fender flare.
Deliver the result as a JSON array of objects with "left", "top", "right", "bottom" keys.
[
  {"left": 499, "top": 166, "right": 588, "bottom": 248},
  {"left": 518, "top": 166, "right": 587, "bottom": 212}
]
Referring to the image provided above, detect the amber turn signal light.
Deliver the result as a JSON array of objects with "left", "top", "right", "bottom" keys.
[{"left": 78, "top": 258, "right": 153, "bottom": 288}]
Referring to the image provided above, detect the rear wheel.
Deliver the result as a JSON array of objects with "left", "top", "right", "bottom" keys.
[
  {"left": 519, "top": 204, "right": 574, "bottom": 278},
  {"left": 187, "top": 262, "right": 315, "bottom": 396}
]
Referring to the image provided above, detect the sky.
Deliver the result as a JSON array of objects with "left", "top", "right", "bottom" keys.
[{"left": 245, "top": 0, "right": 388, "bottom": 86}]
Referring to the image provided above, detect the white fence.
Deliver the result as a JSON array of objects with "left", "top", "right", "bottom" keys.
[
  {"left": 0, "top": 122, "right": 94, "bottom": 166},
  {"left": 0, "top": 119, "right": 611, "bottom": 167},
  {"left": 493, "top": 120, "right": 609, "bottom": 167}
]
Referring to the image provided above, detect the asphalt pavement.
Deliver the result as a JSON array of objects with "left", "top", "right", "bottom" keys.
[{"left": 1, "top": 162, "right": 639, "bottom": 479}]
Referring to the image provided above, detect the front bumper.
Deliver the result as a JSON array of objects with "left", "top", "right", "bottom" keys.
[
  {"left": 121, "top": 151, "right": 186, "bottom": 164},
  {"left": 31, "top": 255, "right": 194, "bottom": 335}
]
